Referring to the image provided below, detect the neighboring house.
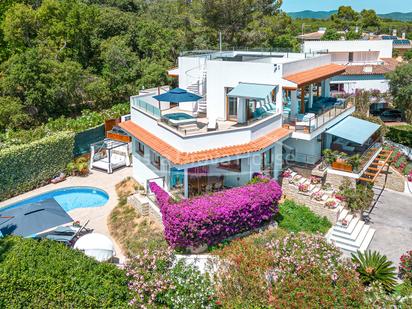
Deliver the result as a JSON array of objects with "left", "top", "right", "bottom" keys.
[
  {"left": 303, "top": 40, "right": 398, "bottom": 94},
  {"left": 120, "top": 50, "right": 383, "bottom": 198}
]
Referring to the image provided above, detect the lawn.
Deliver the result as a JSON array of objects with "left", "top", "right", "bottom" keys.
[{"left": 275, "top": 199, "right": 332, "bottom": 234}]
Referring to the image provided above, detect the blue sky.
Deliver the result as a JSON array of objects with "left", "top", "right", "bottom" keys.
[{"left": 282, "top": 0, "right": 412, "bottom": 14}]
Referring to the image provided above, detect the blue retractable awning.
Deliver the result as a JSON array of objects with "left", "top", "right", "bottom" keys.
[
  {"left": 326, "top": 116, "right": 381, "bottom": 145},
  {"left": 227, "top": 83, "right": 277, "bottom": 100}
]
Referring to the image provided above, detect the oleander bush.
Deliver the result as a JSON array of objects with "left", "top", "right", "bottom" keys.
[
  {"left": 149, "top": 179, "right": 282, "bottom": 249},
  {"left": 212, "top": 232, "right": 366, "bottom": 308},
  {"left": 126, "top": 249, "right": 217, "bottom": 308},
  {"left": 0, "top": 131, "right": 74, "bottom": 201},
  {"left": 276, "top": 199, "right": 332, "bottom": 234},
  {"left": 399, "top": 250, "right": 412, "bottom": 283},
  {"left": 0, "top": 236, "right": 131, "bottom": 308}
]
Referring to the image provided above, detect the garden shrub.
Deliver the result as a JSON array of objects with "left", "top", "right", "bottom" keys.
[
  {"left": 0, "top": 236, "right": 130, "bottom": 308},
  {"left": 276, "top": 199, "right": 331, "bottom": 234},
  {"left": 387, "top": 125, "right": 412, "bottom": 148},
  {"left": 149, "top": 179, "right": 282, "bottom": 249},
  {"left": 126, "top": 249, "right": 217, "bottom": 308},
  {"left": 212, "top": 232, "right": 366, "bottom": 308},
  {"left": 399, "top": 250, "right": 412, "bottom": 283},
  {"left": 0, "top": 131, "right": 74, "bottom": 201}
]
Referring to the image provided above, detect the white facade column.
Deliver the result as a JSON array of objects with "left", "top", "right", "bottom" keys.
[
  {"left": 324, "top": 79, "right": 331, "bottom": 97},
  {"left": 290, "top": 90, "right": 298, "bottom": 117},
  {"left": 308, "top": 84, "right": 314, "bottom": 109},
  {"left": 183, "top": 168, "right": 189, "bottom": 198},
  {"left": 273, "top": 142, "right": 283, "bottom": 179},
  {"left": 237, "top": 98, "right": 247, "bottom": 124},
  {"left": 276, "top": 86, "right": 283, "bottom": 114}
]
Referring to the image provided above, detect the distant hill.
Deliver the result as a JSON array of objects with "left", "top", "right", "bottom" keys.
[{"left": 287, "top": 10, "right": 412, "bottom": 21}]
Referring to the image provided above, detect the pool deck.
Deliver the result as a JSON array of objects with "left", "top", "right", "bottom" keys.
[{"left": 0, "top": 166, "right": 133, "bottom": 264}]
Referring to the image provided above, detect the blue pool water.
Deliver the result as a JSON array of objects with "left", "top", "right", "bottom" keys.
[
  {"left": 163, "top": 113, "right": 194, "bottom": 121},
  {"left": 2, "top": 187, "right": 109, "bottom": 212}
]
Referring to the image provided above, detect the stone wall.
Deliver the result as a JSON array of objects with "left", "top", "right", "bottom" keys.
[
  {"left": 325, "top": 172, "right": 356, "bottom": 188},
  {"left": 281, "top": 178, "right": 340, "bottom": 224},
  {"left": 128, "top": 193, "right": 163, "bottom": 225}
]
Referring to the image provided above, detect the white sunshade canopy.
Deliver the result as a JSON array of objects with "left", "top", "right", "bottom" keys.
[{"left": 74, "top": 233, "right": 116, "bottom": 262}]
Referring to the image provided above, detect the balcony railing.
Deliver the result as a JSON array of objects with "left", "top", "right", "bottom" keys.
[
  {"left": 132, "top": 97, "right": 161, "bottom": 118},
  {"left": 283, "top": 96, "right": 354, "bottom": 133}
]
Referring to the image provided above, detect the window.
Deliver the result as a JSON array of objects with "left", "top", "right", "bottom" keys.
[
  {"left": 217, "top": 159, "right": 241, "bottom": 172},
  {"left": 261, "top": 149, "right": 273, "bottom": 170},
  {"left": 135, "top": 141, "right": 144, "bottom": 156},
  {"left": 150, "top": 151, "right": 161, "bottom": 169},
  {"left": 348, "top": 52, "right": 354, "bottom": 63}
]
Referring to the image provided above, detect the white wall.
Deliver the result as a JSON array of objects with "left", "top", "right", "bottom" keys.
[
  {"left": 284, "top": 137, "right": 322, "bottom": 164},
  {"left": 282, "top": 54, "right": 332, "bottom": 77},
  {"left": 206, "top": 60, "right": 283, "bottom": 120},
  {"left": 132, "top": 138, "right": 168, "bottom": 190},
  {"left": 330, "top": 77, "right": 389, "bottom": 93},
  {"left": 304, "top": 40, "right": 393, "bottom": 58}
]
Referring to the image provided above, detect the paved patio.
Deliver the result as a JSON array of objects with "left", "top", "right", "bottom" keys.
[
  {"left": 0, "top": 167, "right": 133, "bottom": 263},
  {"left": 368, "top": 188, "right": 412, "bottom": 269}
]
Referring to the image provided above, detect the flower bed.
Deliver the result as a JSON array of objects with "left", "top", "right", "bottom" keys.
[{"left": 149, "top": 179, "right": 282, "bottom": 249}]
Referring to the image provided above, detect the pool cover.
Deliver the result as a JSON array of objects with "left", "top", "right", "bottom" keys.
[{"left": 0, "top": 198, "right": 73, "bottom": 237}]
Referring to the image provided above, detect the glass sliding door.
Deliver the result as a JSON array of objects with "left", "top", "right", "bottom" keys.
[{"left": 225, "top": 87, "right": 238, "bottom": 121}]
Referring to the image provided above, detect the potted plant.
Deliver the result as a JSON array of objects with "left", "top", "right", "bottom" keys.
[
  {"left": 347, "top": 154, "right": 361, "bottom": 172},
  {"left": 325, "top": 199, "right": 337, "bottom": 209},
  {"left": 298, "top": 183, "right": 309, "bottom": 192},
  {"left": 322, "top": 149, "right": 338, "bottom": 166}
]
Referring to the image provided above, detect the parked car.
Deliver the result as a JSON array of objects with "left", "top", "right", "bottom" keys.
[{"left": 378, "top": 109, "right": 403, "bottom": 122}]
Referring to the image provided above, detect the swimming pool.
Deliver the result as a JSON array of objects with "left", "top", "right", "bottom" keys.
[{"left": 1, "top": 187, "right": 109, "bottom": 212}]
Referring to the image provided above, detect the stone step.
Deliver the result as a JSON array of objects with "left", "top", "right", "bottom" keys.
[
  {"left": 332, "top": 220, "right": 365, "bottom": 241},
  {"left": 332, "top": 225, "right": 370, "bottom": 248},
  {"left": 358, "top": 228, "right": 376, "bottom": 252},
  {"left": 337, "top": 209, "right": 348, "bottom": 222},
  {"left": 337, "top": 213, "right": 353, "bottom": 227},
  {"left": 333, "top": 216, "right": 360, "bottom": 234}
]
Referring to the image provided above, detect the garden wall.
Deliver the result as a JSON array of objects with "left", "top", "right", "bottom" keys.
[
  {"left": 281, "top": 178, "right": 339, "bottom": 224},
  {"left": 149, "top": 179, "right": 282, "bottom": 249},
  {"left": 0, "top": 132, "right": 74, "bottom": 201}
]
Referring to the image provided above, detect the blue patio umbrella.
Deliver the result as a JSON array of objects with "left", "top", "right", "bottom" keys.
[{"left": 153, "top": 87, "right": 202, "bottom": 102}]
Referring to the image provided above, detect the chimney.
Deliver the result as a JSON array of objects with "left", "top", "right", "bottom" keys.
[
  {"left": 393, "top": 29, "right": 397, "bottom": 37},
  {"left": 402, "top": 32, "right": 406, "bottom": 39}
]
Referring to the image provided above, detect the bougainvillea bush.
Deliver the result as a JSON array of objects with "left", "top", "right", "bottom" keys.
[{"left": 149, "top": 179, "right": 282, "bottom": 249}]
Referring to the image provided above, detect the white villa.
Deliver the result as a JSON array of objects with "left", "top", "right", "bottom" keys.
[
  {"left": 303, "top": 40, "right": 398, "bottom": 94},
  {"left": 120, "top": 50, "right": 385, "bottom": 198}
]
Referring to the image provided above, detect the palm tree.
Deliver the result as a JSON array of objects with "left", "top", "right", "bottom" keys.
[{"left": 351, "top": 250, "right": 397, "bottom": 291}]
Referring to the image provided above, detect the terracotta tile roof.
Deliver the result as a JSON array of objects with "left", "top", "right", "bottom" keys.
[
  {"left": 283, "top": 64, "right": 346, "bottom": 87},
  {"left": 119, "top": 120, "right": 291, "bottom": 166},
  {"left": 343, "top": 58, "right": 399, "bottom": 76}
]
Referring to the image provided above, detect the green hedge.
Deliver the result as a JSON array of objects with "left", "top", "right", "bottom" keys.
[
  {"left": 387, "top": 125, "right": 412, "bottom": 148},
  {"left": 0, "top": 236, "right": 130, "bottom": 308},
  {"left": 0, "top": 132, "right": 74, "bottom": 201}
]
